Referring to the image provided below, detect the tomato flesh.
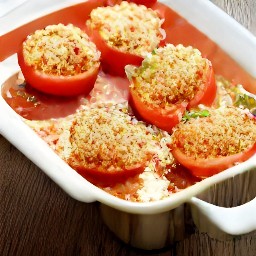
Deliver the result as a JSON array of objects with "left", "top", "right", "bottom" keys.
[
  {"left": 128, "top": 0, "right": 157, "bottom": 7},
  {"left": 188, "top": 65, "right": 217, "bottom": 108},
  {"left": 130, "top": 88, "right": 187, "bottom": 132},
  {"left": 171, "top": 144, "right": 256, "bottom": 178},
  {"left": 18, "top": 48, "right": 100, "bottom": 96},
  {"left": 86, "top": 27, "right": 143, "bottom": 76}
]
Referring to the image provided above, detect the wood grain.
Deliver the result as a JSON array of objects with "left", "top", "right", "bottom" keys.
[
  {"left": 212, "top": 0, "right": 256, "bottom": 34},
  {"left": 0, "top": 1, "right": 256, "bottom": 255}
]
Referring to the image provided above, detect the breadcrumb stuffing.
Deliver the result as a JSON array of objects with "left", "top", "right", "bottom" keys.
[
  {"left": 67, "top": 106, "right": 159, "bottom": 172},
  {"left": 22, "top": 24, "right": 100, "bottom": 76},
  {"left": 127, "top": 44, "right": 211, "bottom": 108},
  {"left": 86, "top": 1, "right": 164, "bottom": 56},
  {"left": 171, "top": 107, "right": 256, "bottom": 159}
]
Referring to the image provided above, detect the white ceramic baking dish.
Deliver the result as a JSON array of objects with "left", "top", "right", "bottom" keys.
[{"left": 0, "top": 0, "right": 256, "bottom": 250}]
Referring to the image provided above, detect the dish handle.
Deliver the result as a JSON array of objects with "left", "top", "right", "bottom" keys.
[{"left": 189, "top": 196, "right": 256, "bottom": 239}]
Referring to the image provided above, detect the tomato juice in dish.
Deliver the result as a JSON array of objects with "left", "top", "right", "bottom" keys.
[
  {"left": 1, "top": 71, "right": 130, "bottom": 120},
  {"left": 1, "top": 0, "right": 256, "bottom": 202}
]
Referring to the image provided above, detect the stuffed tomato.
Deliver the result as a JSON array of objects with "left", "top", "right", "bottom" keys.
[
  {"left": 18, "top": 24, "right": 101, "bottom": 96},
  {"left": 86, "top": 1, "right": 165, "bottom": 76},
  {"left": 67, "top": 106, "right": 162, "bottom": 186},
  {"left": 127, "top": 44, "right": 217, "bottom": 132},
  {"left": 170, "top": 107, "right": 256, "bottom": 178}
]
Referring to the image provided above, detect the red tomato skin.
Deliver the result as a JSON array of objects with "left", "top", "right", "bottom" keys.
[
  {"left": 171, "top": 144, "right": 256, "bottom": 178},
  {"left": 73, "top": 163, "right": 145, "bottom": 186},
  {"left": 127, "top": 0, "right": 157, "bottom": 7},
  {"left": 18, "top": 48, "right": 100, "bottom": 96},
  {"left": 86, "top": 27, "right": 143, "bottom": 76},
  {"left": 188, "top": 64, "right": 217, "bottom": 108},
  {"left": 130, "top": 88, "right": 188, "bottom": 132}
]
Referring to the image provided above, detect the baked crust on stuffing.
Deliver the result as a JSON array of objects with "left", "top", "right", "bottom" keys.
[
  {"left": 128, "top": 44, "right": 211, "bottom": 108},
  {"left": 86, "top": 1, "right": 164, "bottom": 56},
  {"left": 22, "top": 24, "right": 100, "bottom": 76},
  {"left": 171, "top": 107, "right": 256, "bottom": 159}
]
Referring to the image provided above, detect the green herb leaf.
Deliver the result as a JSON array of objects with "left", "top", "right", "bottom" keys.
[
  {"left": 233, "top": 85, "right": 256, "bottom": 111},
  {"left": 182, "top": 109, "right": 210, "bottom": 122},
  {"left": 151, "top": 49, "right": 157, "bottom": 55}
]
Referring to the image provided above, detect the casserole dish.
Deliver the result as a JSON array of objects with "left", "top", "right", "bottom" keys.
[{"left": 0, "top": 0, "right": 256, "bottom": 250}]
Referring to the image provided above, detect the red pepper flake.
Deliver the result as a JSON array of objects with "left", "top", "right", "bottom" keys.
[{"left": 74, "top": 47, "right": 80, "bottom": 55}]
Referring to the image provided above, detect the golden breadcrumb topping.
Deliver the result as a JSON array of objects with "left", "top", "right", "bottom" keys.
[
  {"left": 22, "top": 24, "right": 100, "bottom": 76},
  {"left": 171, "top": 107, "right": 256, "bottom": 159},
  {"left": 127, "top": 44, "right": 211, "bottom": 108},
  {"left": 86, "top": 1, "right": 164, "bottom": 56},
  {"left": 67, "top": 106, "right": 160, "bottom": 172}
]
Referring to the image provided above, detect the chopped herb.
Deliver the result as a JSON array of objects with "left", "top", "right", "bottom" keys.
[
  {"left": 141, "top": 60, "right": 150, "bottom": 71},
  {"left": 152, "top": 49, "right": 157, "bottom": 55},
  {"left": 251, "top": 107, "right": 256, "bottom": 116},
  {"left": 232, "top": 85, "right": 256, "bottom": 114},
  {"left": 233, "top": 87, "right": 256, "bottom": 108},
  {"left": 16, "top": 90, "right": 39, "bottom": 105},
  {"left": 182, "top": 109, "right": 210, "bottom": 122},
  {"left": 16, "top": 91, "right": 26, "bottom": 97}
]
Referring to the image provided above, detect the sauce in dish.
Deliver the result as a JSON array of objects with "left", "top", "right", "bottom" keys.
[{"left": 1, "top": 0, "right": 256, "bottom": 202}]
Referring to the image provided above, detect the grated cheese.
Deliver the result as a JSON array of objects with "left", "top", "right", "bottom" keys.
[{"left": 137, "top": 170, "right": 171, "bottom": 202}]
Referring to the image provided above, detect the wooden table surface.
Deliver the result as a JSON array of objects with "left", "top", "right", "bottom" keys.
[{"left": 1, "top": 1, "right": 256, "bottom": 255}]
